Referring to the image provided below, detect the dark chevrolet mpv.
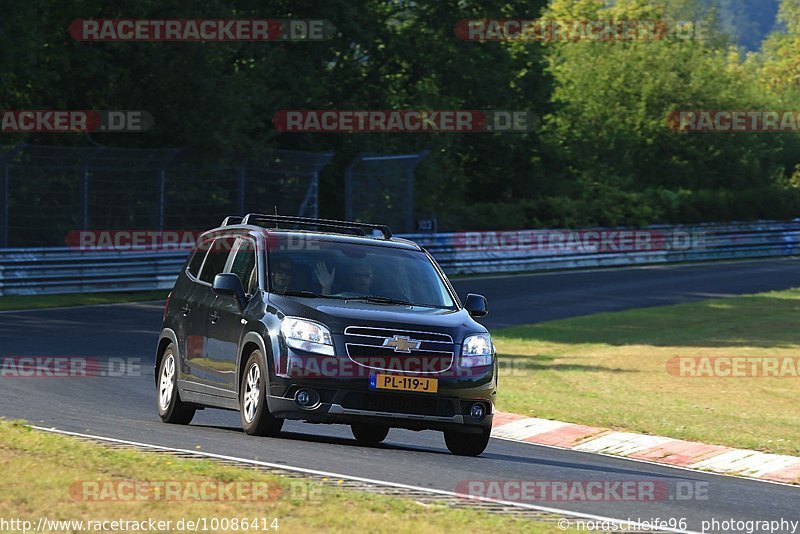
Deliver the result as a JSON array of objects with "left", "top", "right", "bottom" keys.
[{"left": 155, "top": 214, "right": 497, "bottom": 456}]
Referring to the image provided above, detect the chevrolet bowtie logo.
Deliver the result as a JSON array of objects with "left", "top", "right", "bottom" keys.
[{"left": 383, "top": 335, "right": 422, "bottom": 353}]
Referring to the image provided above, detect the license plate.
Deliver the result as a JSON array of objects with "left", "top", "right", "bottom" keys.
[{"left": 369, "top": 373, "right": 438, "bottom": 393}]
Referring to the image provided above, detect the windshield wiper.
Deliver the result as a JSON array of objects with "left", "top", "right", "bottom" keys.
[
  {"left": 278, "top": 290, "right": 340, "bottom": 299},
  {"left": 347, "top": 295, "right": 415, "bottom": 306}
]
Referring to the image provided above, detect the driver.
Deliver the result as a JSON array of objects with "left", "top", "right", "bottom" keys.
[{"left": 270, "top": 258, "right": 294, "bottom": 294}]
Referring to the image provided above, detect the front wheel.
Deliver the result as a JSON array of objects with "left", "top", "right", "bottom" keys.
[
  {"left": 240, "top": 350, "right": 283, "bottom": 437},
  {"left": 444, "top": 428, "right": 491, "bottom": 456},
  {"left": 157, "top": 344, "right": 196, "bottom": 425},
  {"left": 351, "top": 423, "right": 389, "bottom": 445}
]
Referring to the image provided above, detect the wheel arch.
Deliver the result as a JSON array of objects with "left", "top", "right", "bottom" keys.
[
  {"left": 155, "top": 328, "right": 179, "bottom": 386},
  {"left": 237, "top": 331, "right": 273, "bottom": 395}
]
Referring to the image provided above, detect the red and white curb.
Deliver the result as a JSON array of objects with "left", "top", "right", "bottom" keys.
[{"left": 492, "top": 412, "right": 800, "bottom": 484}]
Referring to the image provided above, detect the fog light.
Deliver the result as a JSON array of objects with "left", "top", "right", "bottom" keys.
[
  {"left": 295, "top": 388, "right": 318, "bottom": 409},
  {"left": 469, "top": 402, "right": 486, "bottom": 422}
]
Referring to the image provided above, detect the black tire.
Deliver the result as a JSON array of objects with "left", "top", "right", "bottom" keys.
[
  {"left": 444, "top": 428, "right": 491, "bottom": 456},
  {"left": 240, "top": 350, "right": 283, "bottom": 437},
  {"left": 157, "top": 343, "right": 196, "bottom": 425},
  {"left": 350, "top": 423, "right": 390, "bottom": 445}
]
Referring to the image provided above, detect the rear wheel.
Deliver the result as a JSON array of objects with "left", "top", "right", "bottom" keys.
[
  {"left": 240, "top": 350, "right": 283, "bottom": 437},
  {"left": 444, "top": 428, "right": 491, "bottom": 456},
  {"left": 157, "top": 344, "right": 196, "bottom": 425},
  {"left": 350, "top": 423, "right": 390, "bottom": 445}
]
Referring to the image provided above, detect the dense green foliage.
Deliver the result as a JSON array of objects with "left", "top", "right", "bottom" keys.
[{"left": 2, "top": 0, "right": 800, "bottom": 230}]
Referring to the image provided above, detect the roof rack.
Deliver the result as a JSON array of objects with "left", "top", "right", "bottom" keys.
[
  {"left": 221, "top": 216, "right": 243, "bottom": 226},
  {"left": 235, "top": 214, "right": 393, "bottom": 240}
]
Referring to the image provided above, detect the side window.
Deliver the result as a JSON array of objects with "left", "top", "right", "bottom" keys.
[
  {"left": 229, "top": 238, "right": 258, "bottom": 294},
  {"left": 186, "top": 240, "right": 210, "bottom": 279},
  {"left": 198, "top": 237, "right": 236, "bottom": 284}
]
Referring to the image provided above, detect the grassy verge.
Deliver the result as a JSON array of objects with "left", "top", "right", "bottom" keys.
[
  {"left": 493, "top": 289, "right": 800, "bottom": 456},
  {"left": 0, "top": 290, "right": 167, "bottom": 311},
  {"left": 0, "top": 420, "right": 558, "bottom": 533}
]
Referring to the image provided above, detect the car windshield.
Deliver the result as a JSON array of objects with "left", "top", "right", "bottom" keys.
[{"left": 267, "top": 236, "right": 456, "bottom": 309}]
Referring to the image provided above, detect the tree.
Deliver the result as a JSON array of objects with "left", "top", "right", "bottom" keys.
[{"left": 538, "top": 0, "right": 791, "bottom": 225}]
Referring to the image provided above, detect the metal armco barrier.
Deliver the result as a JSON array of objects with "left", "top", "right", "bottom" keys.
[
  {"left": 0, "top": 220, "right": 799, "bottom": 296},
  {"left": 407, "top": 220, "right": 800, "bottom": 275},
  {"left": 0, "top": 247, "right": 190, "bottom": 296}
]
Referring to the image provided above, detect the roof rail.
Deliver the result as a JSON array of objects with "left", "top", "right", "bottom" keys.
[
  {"left": 239, "top": 214, "right": 392, "bottom": 239},
  {"left": 221, "top": 216, "right": 244, "bottom": 226}
]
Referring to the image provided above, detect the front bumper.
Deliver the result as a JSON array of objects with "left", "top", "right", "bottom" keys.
[
  {"left": 267, "top": 343, "right": 497, "bottom": 432},
  {"left": 267, "top": 392, "right": 493, "bottom": 433}
]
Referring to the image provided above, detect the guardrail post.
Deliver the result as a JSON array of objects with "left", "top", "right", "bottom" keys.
[
  {"left": 79, "top": 147, "right": 105, "bottom": 230},
  {"left": 0, "top": 144, "right": 24, "bottom": 248},
  {"left": 405, "top": 150, "right": 429, "bottom": 233},
  {"left": 80, "top": 161, "right": 88, "bottom": 230},
  {"left": 157, "top": 149, "right": 182, "bottom": 230},
  {"left": 158, "top": 168, "right": 165, "bottom": 230},
  {"left": 1, "top": 162, "right": 8, "bottom": 248},
  {"left": 298, "top": 172, "right": 319, "bottom": 218},
  {"left": 344, "top": 154, "right": 365, "bottom": 222}
]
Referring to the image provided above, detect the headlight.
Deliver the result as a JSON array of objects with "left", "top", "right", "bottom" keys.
[
  {"left": 280, "top": 317, "right": 334, "bottom": 356},
  {"left": 461, "top": 333, "right": 494, "bottom": 367}
]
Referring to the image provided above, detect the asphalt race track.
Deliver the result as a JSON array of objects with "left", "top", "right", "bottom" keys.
[
  {"left": 2, "top": 259, "right": 799, "bottom": 532},
  {"left": 452, "top": 257, "right": 800, "bottom": 328}
]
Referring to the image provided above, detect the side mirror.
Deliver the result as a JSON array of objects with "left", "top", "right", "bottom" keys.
[
  {"left": 213, "top": 273, "right": 247, "bottom": 310},
  {"left": 464, "top": 293, "right": 488, "bottom": 318}
]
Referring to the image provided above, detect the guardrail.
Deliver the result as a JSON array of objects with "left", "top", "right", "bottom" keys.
[
  {"left": 1, "top": 220, "right": 799, "bottom": 296},
  {"left": 0, "top": 248, "right": 189, "bottom": 296},
  {"left": 406, "top": 220, "right": 800, "bottom": 275}
]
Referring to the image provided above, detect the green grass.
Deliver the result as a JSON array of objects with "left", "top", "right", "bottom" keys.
[
  {"left": 0, "top": 420, "right": 561, "bottom": 533},
  {"left": 0, "top": 290, "right": 167, "bottom": 311},
  {"left": 492, "top": 288, "right": 800, "bottom": 457}
]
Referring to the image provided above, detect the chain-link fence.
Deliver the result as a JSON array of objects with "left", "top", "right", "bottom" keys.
[
  {"left": 344, "top": 151, "right": 429, "bottom": 233},
  {"left": 0, "top": 144, "right": 333, "bottom": 247}
]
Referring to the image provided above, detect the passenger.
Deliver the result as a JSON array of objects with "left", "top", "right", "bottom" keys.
[{"left": 315, "top": 261, "right": 374, "bottom": 295}]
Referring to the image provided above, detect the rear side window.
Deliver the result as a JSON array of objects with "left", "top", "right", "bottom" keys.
[
  {"left": 187, "top": 241, "right": 210, "bottom": 278},
  {"left": 198, "top": 237, "right": 236, "bottom": 284}
]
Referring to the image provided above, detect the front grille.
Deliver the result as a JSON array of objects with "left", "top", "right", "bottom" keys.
[
  {"left": 344, "top": 326, "right": 453, "bottom": 343},
  {"left": 341, "top": 392, "right": 456, "bottom": 418},
  {"left": 344, "top": 326, "right": 454, "bottom": 373},
  {"left": 345, "top": 344, "right": 453, "bottom": 372}
]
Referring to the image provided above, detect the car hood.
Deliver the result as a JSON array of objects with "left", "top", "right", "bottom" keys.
[{"left": 268, "top": 295, "right": 486, "bottom": 337}]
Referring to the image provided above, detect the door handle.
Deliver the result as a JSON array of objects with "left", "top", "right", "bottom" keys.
[
  {"left": 209, "top": 311, "right": 220, "bottom": 324},
  {"left": 181, "top": 305, "right": 191, "bottom": 316}
]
